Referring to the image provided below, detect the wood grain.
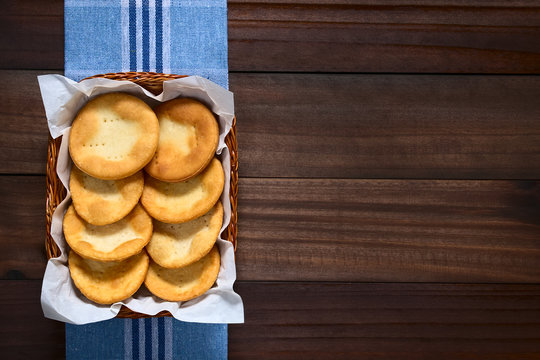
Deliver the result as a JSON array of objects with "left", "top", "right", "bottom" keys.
[
  {"left": 230, "top": 282, "right": 540, "bottom": 360},
  {"left": 3, "top": 71, "right": 540, "bottom": 179},
  {"left": 0, "top": 0, "right": 63, "bottom": 70},
  {"left": 236, "top": 178, "right": 540, "bottom": 282},
  {"left": 233, "top": 73, "right": 540, "bottom": 179},
  {"left": 0, "top": 280, "right": 64, "bottom": 359},
  {"left": 229, "top": 1, "right": 540, "bottom": 73},
  {"left": 0, "top": 71, "right": 49, "bottom": 174},
  {"left": 0, "top": 176, "right": 47, "bottom": 280},
  {"left": 2, "top": 1, "right": 540, "bottom": 73},
  {"left": 2, "top": 176, "right": 539, "bottom": 282},
  {"left": 2, "top": 280, "right": 539, "bottom": 360}
]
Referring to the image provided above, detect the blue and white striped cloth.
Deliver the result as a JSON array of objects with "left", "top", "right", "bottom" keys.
[
  {"left": 64, "top": 0, "right": 229, "bottom": 358},
  {"left": 66, "top": 318, "right": 227, "bottom": 360},
  {"left": 65, "top": 0, "right": 228, "bottom": 88}
]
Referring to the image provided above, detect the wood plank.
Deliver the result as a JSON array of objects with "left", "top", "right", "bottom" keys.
[
  {"left": 229, "top": 1, "right": 540, "bottom": 73},
  {"left": 230, "top": 282, "right": 540, "bottom": 360},
  {"left": 2, "top": 280, "right": 539, "bottom": 359},
  {"left": 0, "top": 0, "right": 63, "bottom": 70},
  {"left": 0, "top": 176, "right": 47, "bottom": 280},
  {"left": 235, "top": 178, "right": 540, "bottom": 282},
  {"left": 233, "top": 0, "right": 540, "bottom": 4},
  {"left": 3, "top": 70, "right": 540, "bottom": 179},
  {"left": 2, "top": 1, "right": 540, "bottom": 73},
  {"left": 0, "top": 280, "right": 64, "bottom": 359},
  {"left": 0, "top": 71, "right": 49, "bottom": 175},
  {"left": 233, "top": 73, "right": 540, "bottom": 179},
  {"left": 2, "top": 176, "right": 539, "bottom": 283}
]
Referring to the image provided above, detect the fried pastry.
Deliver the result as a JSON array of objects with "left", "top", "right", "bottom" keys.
[
  {"left": 70, "top": 167, "right": 144, "bottom": 226},
  {"left": 69, "top": 92, "right": 159, "bottom": 180},
  {"left": 141, "top": 158, "right": 224, "bottom": 223},
  {"left": 145, "top": 98, "right": 219, "bottom": 182},
  {"left": 63, "top": 204, "right": 152, "bottom": 261},
  {"left": 69, "top": 250, "right": 149, "bottom": 305},
  {"left": 146, "top": 202, "right": 223, "bottom": 268},
  {"left": 144, "top": 245, "right": 220, "bottom": 302}
]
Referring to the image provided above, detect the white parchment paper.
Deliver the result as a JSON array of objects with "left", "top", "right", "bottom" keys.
[{"left": 38, "top": 74, "right": 244, "bottom": 325}]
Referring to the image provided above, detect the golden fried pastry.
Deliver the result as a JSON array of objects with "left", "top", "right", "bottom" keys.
[
  {"left": 63, "top": 204, "right": 152, "bottom": 261},
  {"left": 144, "top": 245, "right": 220, "bottom": 302},
  {"left": 145, "top": 98, "right": 219, "bottom": 182},
  {"left": 147, "top": 202, "right": 223, "bottom": 268},
  {"left": 69, "top": 250, "right": 149, "bottom": 304},
  {"left": 141, "top": 158, "right": 224, "bottom": 223},
  {"left": 69, "top": 166, "right": 144, "bottom": 226},
  {"left": 69, "top": 92, "right": 159, "bottom": 180}
]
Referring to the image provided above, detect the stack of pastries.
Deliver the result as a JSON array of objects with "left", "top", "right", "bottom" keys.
[{"left": 64, "top": 93, "right": 224, "bottom": 305}]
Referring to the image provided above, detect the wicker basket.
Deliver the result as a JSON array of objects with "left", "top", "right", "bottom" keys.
[{"left": 45, "top": 72, "right": 238, "bottom": 318}]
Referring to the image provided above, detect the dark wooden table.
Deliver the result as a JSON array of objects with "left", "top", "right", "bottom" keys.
[{"left": 1, "top": 1, "right": 540, "bottom": 359}]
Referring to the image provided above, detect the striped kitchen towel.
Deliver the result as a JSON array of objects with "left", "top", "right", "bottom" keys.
[
  {"left": 64, "top": 0, "right": 229, "bottom": 359},
  {"left": 66, "top": 319, "right": 227, "bottom": 360},
  {"left": 65, "top": 0, "right": 228, "bottom": 88}
]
